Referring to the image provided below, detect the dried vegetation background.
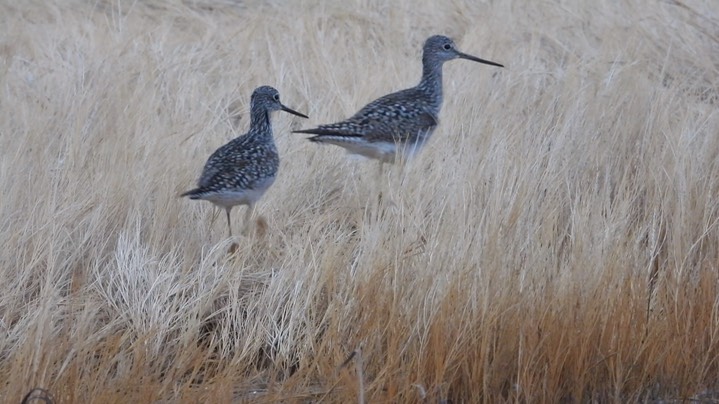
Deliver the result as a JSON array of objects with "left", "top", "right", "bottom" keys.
[{"left": 1, "top": 0, "right": 719, "bottom": 402}]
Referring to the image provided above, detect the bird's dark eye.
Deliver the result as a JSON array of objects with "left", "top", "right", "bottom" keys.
[
  {"left": 273, "top": 94, "right": 279, "bottom": 101},
  {"left": 443, "top": 43, "right": 452, "bottom": 50}
]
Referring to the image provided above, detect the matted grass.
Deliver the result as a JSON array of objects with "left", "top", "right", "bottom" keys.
[{"left": 1, "top": 0, "right": 718, "bottom": 402}]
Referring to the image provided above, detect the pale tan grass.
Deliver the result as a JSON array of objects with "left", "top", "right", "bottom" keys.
[{"left": 1, "top": 0, "right": 719, "bottom": 402}]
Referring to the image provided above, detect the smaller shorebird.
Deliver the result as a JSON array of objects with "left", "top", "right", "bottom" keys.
[
  {"left": 293, "top": 35, "right": 503, "bottom": 171},
  {"left": 181, "top": 86, "right": 308, "bottom": 238}
]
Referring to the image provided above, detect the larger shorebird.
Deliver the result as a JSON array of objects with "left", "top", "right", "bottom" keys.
[
  {"left": 181, "top": 86, "right": 308, "bottom": 238},
  {"left": 293, "top": 35, "right": 503, "bottom": 169}
]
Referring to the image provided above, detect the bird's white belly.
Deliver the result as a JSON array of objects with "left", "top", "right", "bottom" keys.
[
  {"left": 205, "top": 177, "right": 275, "bottom": 208},
  {"left": 341, "top": 141, "right": 397, "bottom": 162},
  {"left": 343, "top": 138, "right": 430, "bottom": 163}
]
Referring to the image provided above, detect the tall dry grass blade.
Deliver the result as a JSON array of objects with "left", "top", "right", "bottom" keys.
[{"left": 355, "top": 347, "right": 365, "bottom": 404}]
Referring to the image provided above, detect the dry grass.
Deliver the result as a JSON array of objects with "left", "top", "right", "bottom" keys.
[{"left": 1, "top": 0, "right": 719, "bottom": 402}]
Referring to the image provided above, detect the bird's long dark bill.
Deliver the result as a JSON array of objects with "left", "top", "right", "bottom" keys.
[
  {"left": 458, "top": 52, "right": 504, "bottom": 68},
  {"left": 281, "top": 105, "right": 309, "bottom": 119}
]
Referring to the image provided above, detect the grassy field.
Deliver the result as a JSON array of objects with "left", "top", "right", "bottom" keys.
[{"left": 1, "top": 0, "right": 719, "bottom": 402}]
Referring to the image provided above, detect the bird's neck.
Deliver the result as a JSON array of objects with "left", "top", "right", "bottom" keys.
[
  {"left": 418, "top": 56, "right": 444, "bottom": 109},
  {"left": 249, "top": 108, "right": 272, "bottom": 138}
]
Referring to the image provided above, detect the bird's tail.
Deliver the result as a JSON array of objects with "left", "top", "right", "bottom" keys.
[
  {"left": 293, "top": 127, "right": 362, "bottom": 137},
  {"left": 307, "top": 134, "right": 365, "bottom": 145},
  {"left": 179, "top": 188, "right": 204, "bottom": 199}
]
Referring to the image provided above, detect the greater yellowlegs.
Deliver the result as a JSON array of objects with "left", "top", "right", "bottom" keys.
[
  {"left": 181, "top": 86, "right": 308, "bottom": 238},
  {"left": 294, "top": 35, "right": 503, "bottom": 169}
]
